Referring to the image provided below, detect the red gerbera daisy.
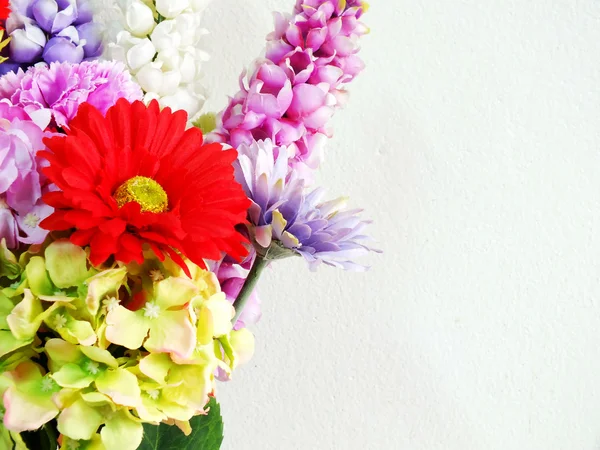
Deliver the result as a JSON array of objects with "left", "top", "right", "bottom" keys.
[
  {"left": 40, "top": 99, "right": 251, "bottom": 275},
  {"left": 0, "top": 0, "right": 9, "bottom": 22}
]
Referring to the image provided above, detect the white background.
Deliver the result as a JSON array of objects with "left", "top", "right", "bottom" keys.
[{"left": 202, "top": 1, "right": 600, "bottom": 449}]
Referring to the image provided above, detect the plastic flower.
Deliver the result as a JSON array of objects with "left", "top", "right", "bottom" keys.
[
  {"left": 0, "top": 0, "right": 9, "bottom": 21},
  {"left": 235, "top": 139, "right": 377, "bottom": 270},
  {"left": 101, "top": 0, "right": 213, "bottom": 120},
  {"left": 2, "top": 0, "right": 101, "bottom": 72},
  {"left": 1, "top": 361, "right": 60, "bottom": 432},
  {"left": 0, "top": 60, "right": 143, "bottom": 128},
  {"left": 209, "top": 0, "right": 369, "bottom": 175},
  {"left": 215, "top": 257, "right": 261, "bottom": 330},
  {"left": 40, "top": 99, "right": 250, "bottom": 274},
  {"left": 0, "top": 118, "right": 53, "bottom": 249},
  {"left": 0, "top": 238, "right": 255, "bottom": 448},
  {"left": 105, "top": 277, "right": 199, "bottom": 360}
]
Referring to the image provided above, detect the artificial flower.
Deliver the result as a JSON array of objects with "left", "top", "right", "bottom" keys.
[
  {"left": 0, "top": 238, "right": 254, "bottom": 447},
  {"left": 40, "top": 99, "right": 250, "bottom": 274},
  {"left": 235, "top": 139, "right": 378, "bottom": 270},
  {"left": 214, "top": 256, "right": 262, "bottom": 330},
  {"left": 0, "top": 0, "right": 9, "bottom": 21},
  {"left": 0, "top": 118, "right": 53, "bottom": 249},
  {"left": 208, "top": 0, "right": 369, "bottom": 174},
  {"left": 3, "top": 0, "right": 102, "bottom": 72},
  {"left": 101, "top": 0, "right": 212, "bottom": 120},
  {"left": 0, "top": 60, "right": 143, "bottom": 127}
]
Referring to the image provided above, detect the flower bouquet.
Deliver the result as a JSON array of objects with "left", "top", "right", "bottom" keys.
[{"left": 0, "top": 0, "right": 376, "bottom": 448}]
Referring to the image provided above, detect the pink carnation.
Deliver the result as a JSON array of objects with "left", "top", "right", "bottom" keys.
[{"left": 0, "top": 60, "right": 143, "bottom": 128}]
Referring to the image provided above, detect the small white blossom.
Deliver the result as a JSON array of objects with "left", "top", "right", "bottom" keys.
[
  {"left": 103, "top": 296, "right": 120, "bottom": 312},
  {"left": 23, "top": 213, "right": 40, "bottom": 228},
  {"left": 85, "top": 361, "right": 100, "bottom": 375},
  {"left": 54, "top": 314, "right": 68, "bottom": 329},
  {"left": 143, "top": 302, "right": 161, "bottom": 319},
  {"left": 147, "top": 389, "right": 160, "bottom": 400}
]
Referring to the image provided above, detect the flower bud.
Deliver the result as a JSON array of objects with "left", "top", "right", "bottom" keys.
[
  {"left": 126, "top": 0, "right": 155, "bottom": 37},
  {"left": 9, "top": 25, "right": 46, "bottom": 63}
]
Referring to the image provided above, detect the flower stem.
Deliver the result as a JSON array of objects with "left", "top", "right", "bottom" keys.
[
  {"left": 232, "top": 255, "right": 268, "bottom": 324},
  {"left": 43, "top": 423, "right": 57, "bottom": 448}
]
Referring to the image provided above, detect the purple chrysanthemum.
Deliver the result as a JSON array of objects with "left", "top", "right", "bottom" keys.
[
  {"left": 208, "top": 0, "right": 368, "bottom": 176},
  {"left": 2, "top": 0, "right": 102, "bottom": 73},
  {"left": 234, "top": 139, "right": 378, "bottom": 271},
  {"left": 0, "top": 118, "right": 53, "bottom": 249},
  {"left": 0, "top": 60, "right": 143, "bottom": 127}
]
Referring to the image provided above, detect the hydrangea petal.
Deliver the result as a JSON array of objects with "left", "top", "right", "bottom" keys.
[
  {"left": 57, "top": 398, "right": 104, "bottom": 440},
  {"left": 95, "top": 368, "right": 141, "bottom": 407}
]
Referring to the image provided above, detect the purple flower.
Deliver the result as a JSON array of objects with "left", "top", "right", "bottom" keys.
[
  {"left": 234, "top": 139, "right": 378, "bottom": 271},
  {"left": 209, "top": 0, "right": 368, "bottom": 175},
  {"left": 215, "top": 258, "right": 262, "bottom": 330},
  {"left": 5, "top": 0, "right": 102, "bottom": 70},
  {"left": 0, "top": 60, "right": 143, "bottom": 127},
  {"left": 0, "top": 119, "right": 53, "bottom": 249}
]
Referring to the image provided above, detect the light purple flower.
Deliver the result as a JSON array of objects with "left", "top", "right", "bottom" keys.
[
  {"left": 234, "top": 139, "right": 378, "bottom": 271},
  {"left": 0, "top": 119, "right": 52, "bottom": 249},
  {"left": 4, "top": 0, "right": 102, "bottom": 71},
  {"left": 215, "top": 258, "right": 262, "bottom": 331},
  {"left": 209, "top": 0, "right": 369, "bottom": 175},
  {"left": 0, "top": 60, "right": 143, "bottom": 127}
]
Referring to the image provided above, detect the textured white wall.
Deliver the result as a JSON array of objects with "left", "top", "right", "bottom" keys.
[{"left": 202, "top": 1, "right": 600, "bottom": 449}]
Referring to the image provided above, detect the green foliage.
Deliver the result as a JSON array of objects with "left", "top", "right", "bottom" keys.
[{"left": 139, "top": 397, "right": 224, "bottom": 450}]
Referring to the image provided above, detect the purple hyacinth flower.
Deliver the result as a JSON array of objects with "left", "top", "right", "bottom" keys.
[
  {"left": 32, "top": 0, "right": 78, "bottom": 34},
  {"left": 5, "top": 0, "right": 102, "bottom": 70},
  {"left": 74, "top": 0, "right": 93, "bottom": 25},
  {"left": 9, "top": 24, "right": 46, "bottom": 63},
  {"left": 43, "top": 35, "right": 83, "bottom": 63},
  {"left": 76, "top": 22, "right": 103, "bottom": 58},
  {"left": 234, "top": 139, "right": 379, "bottom": 270}
]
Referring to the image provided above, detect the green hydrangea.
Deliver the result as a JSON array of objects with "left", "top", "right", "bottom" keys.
[{"left": 0, "top": 240, "right": 255, "bottom": 450}]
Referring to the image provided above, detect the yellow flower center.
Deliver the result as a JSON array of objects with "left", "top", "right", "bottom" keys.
[{"left": 114, "top": 176, "right": 168, "bottom": 214}]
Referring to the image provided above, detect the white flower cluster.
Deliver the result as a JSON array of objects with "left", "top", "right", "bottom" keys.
[{"left": 95, "top": 0, "right": 213, "bottom": 120}]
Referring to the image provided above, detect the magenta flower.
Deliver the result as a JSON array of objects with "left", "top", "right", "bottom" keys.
[
  {"left": 208, "top": 0, "right": 368, "bottom": 175},
  {"left": 0, "top": 60, "right": 143, "bottom": 127},
  {"left": 0, "top": 119, "right": 53, "bottom": 249}
]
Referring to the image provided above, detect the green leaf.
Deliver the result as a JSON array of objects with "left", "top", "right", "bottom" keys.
[{"left": 139, "top": 397, "right": 224, "bottom": 450}]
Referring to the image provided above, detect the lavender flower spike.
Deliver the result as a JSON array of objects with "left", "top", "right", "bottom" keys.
[{"left": 234, "top": 139, "right": 379, "bottom": 271}]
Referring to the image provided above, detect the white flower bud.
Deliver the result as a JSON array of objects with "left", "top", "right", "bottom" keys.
[
  {"left": 159, "top": 71, "right": 182, "bottom": 96},
  {"left": 179, "top": 51, "right": 196, "bottom": 84},
  {"left": 126, "top": 0, "right": 156, "bottom": 37},
  {"left": 155, "top": 0, "right": 190, "bottom": 19},
  {"left": 150, "top": 20, "right": 181, "bottom": 52},
  {"left": 156, "top": 48, "right": 181, "bottom": 71},
  {"left": 136, "top": 62, "right": 164, "bottom": 93},
  {"left": 160, "top": 86, "right": 205, "bottom": 120},
  {"left": 126, "top": 38, "right": 156, "bottom": 71}
]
